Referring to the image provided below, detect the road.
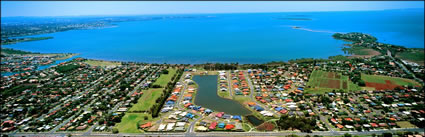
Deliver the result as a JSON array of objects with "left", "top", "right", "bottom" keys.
[
  {"left": 178, "top": 72, "right": 203, "bottom": 133},
  {"left": 48, "top": 74, "right": 116, "bottom": 133},
  {"left": 226, "top": 70, "right": 233, "bottom": 98},
  {"left": 8, "top": 75, "right": 110, "bottom": 136},
  {"left": 51, "top": 67, "right": 155, "bottom": 134},
  {"left": 49, "top": 73, "right": 120, "bottom": 133},
  {"left": 387, "top": 50, "right": 423, "bottom": 84},
  {"left": 9, "top": 128, "right": 424, "bottom": 137},
  {"left": 244, "top": 71, "right": 280, "bottom": 117},
  {"left": 311, "top": 102, "right": 335, "bottom": 132}
]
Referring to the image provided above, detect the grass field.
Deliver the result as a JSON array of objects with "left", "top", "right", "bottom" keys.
[
  {"left": 54, "top": 53, "right": 79, "bottom": 60},
  {"left": 129, "top": 88, "right": 163, "bottom": 112},
  {"left": 154, "top": 68, "right": 177, "bottom": 86},
  {"left": 115, "top": 113, "right": 159, "bottom": 133},
  {"left": 117, "top": 68, "right": 176, "bottom": 133},
  {"left": 343, "top": 45, "right": 381, "bottom": 58},
  {"left": 305, "top": 70, "right": 360, "bottom": 94},
  {"left": 362, "top": 74, "right": 420, "bottom": 87},
  {"left": 396, "top": 121, "right": 417, "bottom": 128},
  {"left": 128, "top": 68, "right": 176, "bottom": 112},
  {"left": 218, "top": 91, "right": 231, "bottom": 99},
  {"left": 343, "top": 46, "right": 373, "bottom": 55},
  {"left": 84, "top": 60, "right": 121, "bottom": 67},
  {"left": 396, "top": 49, "right": 424, "bottom": 65},
  {"left": 233, "top": 96, "right": 251, "bottom": 104}
]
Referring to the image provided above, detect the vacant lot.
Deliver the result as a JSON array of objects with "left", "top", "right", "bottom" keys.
[
  {"left": 396, "top": 49, "right": 424, "bottom": 65},
  {"left": 129, "top": 88, "right": 163, "bottom": 112},
  {"left": 129, "top": 68, "right": 176, "bottom": 112},
  {"left": 362, "top": 74, "right": 420, "bottom": 90},
  {"left": 306, "top": 70, "right": 360, "bottom": 93},
  {"left": 84, "top": 60, "right": 121, "bottom": 67},
  {"left": 396, "top": 121, "right": 417, "bottom": 128},
  {"left": 343, "top": 45, "right": 381, "bottom": 58},
  {"left": 115, "top": 113, "right": 158, "bottom": 133},
  {"left": 117, "top": 68, "right": 176, "bottom": 133}
]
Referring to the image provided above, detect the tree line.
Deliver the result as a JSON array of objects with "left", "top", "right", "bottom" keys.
[{"left": 150, "top": 68, "right": 184, "bottom": 118}]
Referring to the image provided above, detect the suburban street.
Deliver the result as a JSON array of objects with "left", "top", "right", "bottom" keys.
[
  {"left": 244, "top": 71, "right": 281, "bottom": 117},
  {"left": 9, "top": 127, "right": 424, "bottom": 137}
]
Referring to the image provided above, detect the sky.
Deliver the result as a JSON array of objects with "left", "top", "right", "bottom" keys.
[{"left": 1, "top": 1, "right": 424, "bottom": 17}]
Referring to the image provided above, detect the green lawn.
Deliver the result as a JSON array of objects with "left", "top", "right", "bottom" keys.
[
  {"left": 396, "top": 49, "right": 424, "bottom": 65},
  {"left": 361, "top": 74, "right": 420, "bottom": 87},
  {"left": 128, "top": 68, "right": 176, "bottom": 112},
  {"left": 396, "top": 121, "right": 417, "bottom": 128},
  {"left": 343, "top": 46, "right": 371, "bottom": 55},
  {"left": 304, "top": 88, "right": 334, "bottom": 94},
  {"left": 154, "top": 68, "right": 177, "bottom": 86},
  {"left": 218, "top": 91, "right": 231, "bottom": 99},
  {"left": 115, "top": 113, "right": 158, "bottom": 133},
  {"left": 84, "top": 60, "right": 121, "bottom": 67},
  {"left": 233, "top": 96, "right": 251, "bottom": 104},
  {"left": 117, "top": 68, "right": 177, "bottom": 133},
  {"left": 129, "top": 88, "right": 163, "bottom": 112}
]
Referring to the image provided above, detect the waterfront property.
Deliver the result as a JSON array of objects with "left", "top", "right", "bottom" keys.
[{"left": 193, "top": 75, "right": 251, "bottom": 116}]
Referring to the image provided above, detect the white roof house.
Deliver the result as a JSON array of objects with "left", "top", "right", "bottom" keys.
[
  {"left": 166, "top": 123, "right": 176, "bottom": 131},
  {"left": 158, "top": 124, "right": 166, "bottom": 131},
  {"left": 176, "top": 122, "right": 186, "bottom": 127}
]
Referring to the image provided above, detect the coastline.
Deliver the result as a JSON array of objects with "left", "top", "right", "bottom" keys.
[
  {"left": 1, "top": 37, "right": 53, "bottom": 45},
  {"left": 1, "top": 26, "right": 422, "bottom": 66}
]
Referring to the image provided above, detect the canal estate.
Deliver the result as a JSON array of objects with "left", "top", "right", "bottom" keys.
[{"left": 193, "top": 75, "right": 251, "bottom": 115}]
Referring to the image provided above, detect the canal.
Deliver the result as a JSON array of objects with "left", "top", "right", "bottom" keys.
[
  {"left": 193, "top": 75, "right": 251, "bottom": 115},
  {"left": 1, "top": 55, "right": 79, "bottom": 76}
]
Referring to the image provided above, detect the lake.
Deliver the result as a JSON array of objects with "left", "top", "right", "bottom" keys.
[
  {"left": 192, "top": 75, "right": 251, "bottom": 115},
  {"left": 3, "top": 9, "right": 423, "bottom": 64}
]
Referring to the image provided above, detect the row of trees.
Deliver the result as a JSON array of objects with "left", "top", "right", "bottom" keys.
[
  {"left": 150, "top": 68, "right": 184, "bottom": 117},
  {"left": 200, "top": 63, "right": 238, "bottom": 70},
  {"left": 56, "top": 63, "right": 80, "bottom": 73}
]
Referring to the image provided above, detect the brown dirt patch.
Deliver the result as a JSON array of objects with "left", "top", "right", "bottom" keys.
[
  {"left": 335, "top": 74, "right": 341, "bottom": 79},
  {"left": 348, "top": 49, "right": 382, "bottom": 58},
  {"left": 365, "top": 80, "right": 404, "bottom": 90},
  {"left": 328, "top": 79, "right": 340, "bottom": 89},
  {"left": 327, "top": 72, "right": 335, "bottom": 78},
  {"left": 320, "top": 79, "right": 340, "bottom": 89},
  {"left": 342, "top": 81, "right": 348, "bottom": 89}
]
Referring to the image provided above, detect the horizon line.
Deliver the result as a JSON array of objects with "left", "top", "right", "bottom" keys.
[{"left": 1, "top": 7, "right": 423, "bottom": 18}]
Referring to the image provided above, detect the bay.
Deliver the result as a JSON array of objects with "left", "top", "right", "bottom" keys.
[{"left": 3, "top": 9, "right": 423, "bottom": 64}]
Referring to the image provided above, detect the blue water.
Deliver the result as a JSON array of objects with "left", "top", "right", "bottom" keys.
[
  {"left": 193, "top": 75, "right": 251, "bottom": 115},
  {"left": 1, "top": 55, "right": 79, "bottom": 76},
  {"left": 3, "top": 9, "right": 424, "bottom": 64}
]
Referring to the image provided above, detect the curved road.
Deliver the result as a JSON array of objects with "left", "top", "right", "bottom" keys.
[{"left": 244, "top": 71, "right": 280, "bottom": 117}]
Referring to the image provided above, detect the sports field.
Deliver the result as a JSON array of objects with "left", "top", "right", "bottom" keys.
[
  {"left": 306, "top": 70, "right": 360, "bottom": 93},
  {"left": 361, "top": 74, "right": 421, "bottom": 90}
]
